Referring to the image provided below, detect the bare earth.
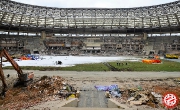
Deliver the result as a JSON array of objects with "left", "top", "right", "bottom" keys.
[
  {"left": 2, "top": 70, "right": 180, "bottom": 110},
  {"left": 4, "top": 70, "right": 180, "bottom": 91}
]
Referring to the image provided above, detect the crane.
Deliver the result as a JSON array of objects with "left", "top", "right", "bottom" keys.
[{"left": 0, "top": 48, "right": 34, "bottom": 96}]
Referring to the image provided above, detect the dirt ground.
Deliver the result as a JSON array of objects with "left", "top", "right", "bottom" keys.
[{"left": 1, "top": 70, "right": 180, "bottom": 110}]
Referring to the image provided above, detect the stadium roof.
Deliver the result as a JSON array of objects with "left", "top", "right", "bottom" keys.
[
  {"left": 0, "top": 0, "right": 180, "bottom": 34},
  {"left": 12, "top": 0, "right": 176, "bottom": 8}
]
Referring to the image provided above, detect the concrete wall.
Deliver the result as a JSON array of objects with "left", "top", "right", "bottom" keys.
[
  {"left": 108, "top": 99, "right": 129, "bottom": 109},
  {"left": 108, "top": 99, "right": 120, "bottom": 108},
  {"left": 61, "top": 98, "right": 79, "bottom": 107},
  {"left": 143, "top": 45, "right": 154, "bottom": 55}
]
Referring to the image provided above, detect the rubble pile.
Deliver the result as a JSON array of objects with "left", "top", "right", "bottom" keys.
[
  {"left": 110, "top": 89, "right": 159, "bottom": 107},
  {"left": 0, "top": 76, "right": 76, "bottom": 109},
  {"left": 108, "top": 79, "right": 180, "bottom": 109},
  {"left": 153, "top": 86, "right": 180, "bottom": 96}
]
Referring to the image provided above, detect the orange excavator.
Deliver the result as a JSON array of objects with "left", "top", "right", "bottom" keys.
[{"left": 0, "top": 48, "right": 34, "bottom": 96}]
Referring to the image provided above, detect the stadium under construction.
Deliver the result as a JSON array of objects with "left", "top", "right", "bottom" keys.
[{"left": 0, "top": 0, "right": 180, "bottom": 56}]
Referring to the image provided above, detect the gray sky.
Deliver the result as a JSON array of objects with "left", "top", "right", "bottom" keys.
[{"left": 13, "top": 0, "right": 176, "bottom": 8}]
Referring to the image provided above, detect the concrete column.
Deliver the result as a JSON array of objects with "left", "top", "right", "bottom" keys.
[
  {"left": 41, "top": 31, "right": 46, "bottom": 39},
  {"left": 143, "top": 33, "right": 148, "bottom": 40}
]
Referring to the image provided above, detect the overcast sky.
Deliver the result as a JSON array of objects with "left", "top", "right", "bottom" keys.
[{"left": 13, "top": 0, "right": 175, "bottom": 8}]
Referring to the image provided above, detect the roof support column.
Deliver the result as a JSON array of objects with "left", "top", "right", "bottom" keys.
[
  {"left": 41, "top": 31, "right": 46, "bottom": 39},
  {"left": 143, "top": 32, "right": 147, "bottom": 40}
]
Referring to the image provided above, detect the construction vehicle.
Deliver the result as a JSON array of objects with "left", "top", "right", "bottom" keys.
[
  {"left": 0, "top": 48, "right": 34, "bottom": 96},
  {"left": 164, "top": 54, "right": 179, "bottom": 59}
]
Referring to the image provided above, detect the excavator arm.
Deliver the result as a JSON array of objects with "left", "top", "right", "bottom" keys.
[
  {"left": 0, "top": 64, "right": 7, "bottom": 95},
  {"left": 0, "top": 49, "right": 23, "bottom": 77},
  {"left": 0, "top": 49, "right": 34, "bottom": 96}
]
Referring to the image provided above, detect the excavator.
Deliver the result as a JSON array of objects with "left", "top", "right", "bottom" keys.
[{"left": 0, "top": 48, "right": 34, "bottom": 96}]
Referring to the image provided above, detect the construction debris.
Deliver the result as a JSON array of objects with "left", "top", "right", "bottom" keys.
[
  {"left": 95, "top": 84, "right": 121, "bottom": 98},
  {"left": 110, "top": 79, "right": 180, "bottom": 109},
  {"left": 0, "top": 76, "right": 77, "bottom": 110},
  {"left": 174, "top": 78, "right": 180, "bottom": 84},
  {"left": 94, "top": 84, "right": 118, "bottom": 91}
]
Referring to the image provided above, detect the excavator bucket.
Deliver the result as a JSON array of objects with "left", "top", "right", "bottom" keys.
[{"left": 19, "top": 72, "right": 34, "bottom": 82}]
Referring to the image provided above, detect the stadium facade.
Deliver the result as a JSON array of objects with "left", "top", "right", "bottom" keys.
[{"left": 0, "top": 0, "right": 180, "bottom": 56}]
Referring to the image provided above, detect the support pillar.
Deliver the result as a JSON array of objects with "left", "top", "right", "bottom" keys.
[
  {"left": 41, "top": 31, "right": 46, "bottom": 39},
  {"left": 143, "top": 33, "right": 147, "bottom": 40}
]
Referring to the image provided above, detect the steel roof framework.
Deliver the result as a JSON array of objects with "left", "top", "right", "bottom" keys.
[{"left": 0, "top": 0, "right": 180, "bottom": 34}]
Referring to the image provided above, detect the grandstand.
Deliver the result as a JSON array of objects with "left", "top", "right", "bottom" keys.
[{"left": 0, "top": 0, "right": 180, "bottom": 56}]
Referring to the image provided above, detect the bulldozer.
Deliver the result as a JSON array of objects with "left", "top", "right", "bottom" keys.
[{"left": 0, "top": 48, "right": 34, "bottom": 97}]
